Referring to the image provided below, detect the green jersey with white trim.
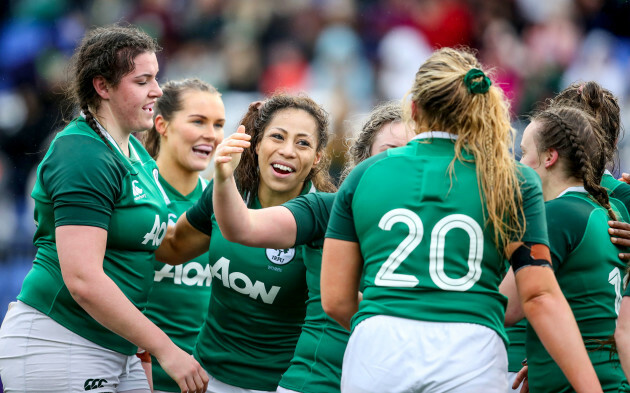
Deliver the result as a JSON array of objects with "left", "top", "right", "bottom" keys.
[
  {"left": 144, "top": 175, "right": 211, "bottom": 392},
  {"left": 526, "top": 189, "right": 630, "bottom": 393},
  {"left": 188, "top": 184, "right": 315, "bottom": 391},
  {"left": 326, "top": 133, "right": 548, "bottom": 344},
  {"left": 507, "top": 172, "right": 630, "bottom": 373},
  {"left": 280, "top": 192, "right": 348, "bottom": 393},
  {"left": 18, "top": 117, "right": 168, "bottom": 355}
]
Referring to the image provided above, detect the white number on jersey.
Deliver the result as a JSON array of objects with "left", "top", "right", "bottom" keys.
[
  {"left": 609, "top": 267, "right": 623, "bottom": 315},
  {"left": 375, "top": 209, "right": 422, "bottom": 287},
  {"left": 376, "top": 209, "right": 484, "bottom": 291}
]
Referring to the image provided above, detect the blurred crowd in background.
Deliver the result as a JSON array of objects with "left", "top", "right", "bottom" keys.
[{"left": 1, "top": 0, "right": 630, "bottom": 313}]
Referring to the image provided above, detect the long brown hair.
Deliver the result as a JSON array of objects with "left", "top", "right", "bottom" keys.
[
  {"left": 532, "top": 106, "right": 614, "bottom": 219},
  {"left": 234, "top": 94, "right": 336, "bottom": 203},
  {"left": 549, "top": 81, "right": 621, "bottom": 171},
  {"left": 65, "top": 24, "right": 161, "bottom": 148},
  {"left": 407, "top": 47, "right": 523, "bottom": 254}
]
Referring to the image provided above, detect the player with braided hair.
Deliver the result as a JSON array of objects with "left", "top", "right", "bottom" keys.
[
  {"left": 506, "top": 81, "right": 630, "bottom": 392},
  {"left": 517, "top": 105, "right": 630, "bottom": 392},
  {"left": 549, "top": 81, "right": 630, "bottom": 211},
  {"left": 0, "top": 24, "right": 208, "bottom": 392},
  {"left": 322, "top": 47, "right": 601, "bottom": 392}
]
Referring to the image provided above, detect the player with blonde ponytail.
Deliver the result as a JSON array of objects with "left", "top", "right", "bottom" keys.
[{"left": 321, "top": 47, "right": 602, "bottom": 393}]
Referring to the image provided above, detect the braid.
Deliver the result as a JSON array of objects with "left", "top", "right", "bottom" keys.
[
  {"left": 552, "top": 113, "right": 615, "bottom": 220},
  {"left": 482, "top": 130, "right": 495, "bottom": 189},
  {"left": 546, "top": 112, "right": 587, "bottom": 178},
  {"left": 537, "top": 107, "right": 616, "bottom": 220},
  {"left": 82, "top": 104, "right": 113, "bottom": 151}
]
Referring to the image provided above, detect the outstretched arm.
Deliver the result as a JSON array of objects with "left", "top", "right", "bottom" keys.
[
  {"left": 155, "top": 213, "right": 210, "bottom": 265},
  {"left": 213, "top": 125, "right": 297, "bottom": 249}
]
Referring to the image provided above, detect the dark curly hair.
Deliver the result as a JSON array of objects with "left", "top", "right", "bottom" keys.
[
  {"left": 234, "top": 94, "right": 336, "bottom": 204},
  {"left": 65, "top": 24, "right": 161, "bottom": 147}
]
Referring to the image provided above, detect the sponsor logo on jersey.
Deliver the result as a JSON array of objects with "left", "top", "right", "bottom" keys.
[
  {"left": 265, "top": 248, "right": 295, "bottom": 265},
  {"left": 142, "top": 215, "right": 167, "bottom": 246},
  {"left": 84, "top": 378, "right": 107, "bottom": 391},
  {"left": 154, "top": 262, "right": 211, "bottom": 286},
  {"left": 212, "top": 257, "right": 280, "bottom": 304},
  {"left": 132, "top": 179, "right": 147, "bottom": 200}
]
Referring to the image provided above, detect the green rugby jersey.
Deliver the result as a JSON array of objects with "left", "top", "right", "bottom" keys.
[
  {"left": 526, "top": 188, "right": 630, "bottom": 393},
  {"left": 18, "top": 117, "right": 169, "bottom": 355},
  {"left": 506, "top": 320, "right": 527, "bottom": 373},
  {"left": 507, "top": 172, "right": 630, "bottom": 374},
  {"left": 188, "top": 184, "right": 315, "bottom": 391},
  {"left": 326, "top": 132, "right": 548, "bottom": 344},
  {"left": 144, "top": 175, "right": 211, "bottom": 392},
  {"left": 280, "top": 192, "right": 348, "bottom": 393},
  {"left": 602, "top": 172, "right": 630, "bottom": 213}
]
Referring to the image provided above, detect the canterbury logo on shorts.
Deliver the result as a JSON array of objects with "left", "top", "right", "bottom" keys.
[{"left": 84, "top": 378, "right": 108, "bottom": 390}]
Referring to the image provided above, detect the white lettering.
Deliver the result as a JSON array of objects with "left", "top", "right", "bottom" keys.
[
  {"left": 142, "top": 215, "right": 167, "bottom": 246},
  {"left": 154, "top": 264, "right": 174, "bottom": 282},
  {"left": 182, "top": 263, "right": 211, "bottom": 286},
  {"left": 211, "top": 256, "right": 280, "bottom": 304},
  {"left": 174, "top": 265, "right": 182, "bottom": 285},
  {"left": 229, "top": 272, "right": 253, "bottom": 295},
  {"left": 154, "top": 262, "right": 210, "bottom": 286},
  {"left": 251, "top": 281, "right": 281, "bottom": 303}
]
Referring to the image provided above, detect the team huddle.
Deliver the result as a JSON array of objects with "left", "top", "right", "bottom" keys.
[{"left": 0, "top": 22, "right": 630, "bottom": 393}]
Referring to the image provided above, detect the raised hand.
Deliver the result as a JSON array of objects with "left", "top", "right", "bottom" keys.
[{"left": 214, "top": 125, "right": 251, "bottom": 183}]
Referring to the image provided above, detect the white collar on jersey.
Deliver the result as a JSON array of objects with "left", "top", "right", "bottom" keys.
[
  {"left": 412, "top": 131, "right": 458, "bottom": 141},
  {"left": 556, "top": 186, "right": 587, "bottom": 198},
  {"left": 605, "top": 169, "right": 613, "bottom": 176},
  {"left": 79, "top": 111, "right": 140, "bottom": 161}
]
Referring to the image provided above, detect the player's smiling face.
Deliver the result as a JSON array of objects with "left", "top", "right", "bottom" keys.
[
  {"left": 520, "top": 120, "right": 545, "bottom": 178},
  {"left": 107, "top": 51, "right": 162, "bottom": 134},
  {"left": 159, "top": 90, "right": 225, "bottom": 172},
  {"left": 256, "top": 108, "right": 321, "bottom": 197}
]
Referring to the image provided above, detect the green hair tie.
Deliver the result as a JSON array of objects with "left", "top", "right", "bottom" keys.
[{"left": 464, "top": 68, "right": 492, "bottom": 94}]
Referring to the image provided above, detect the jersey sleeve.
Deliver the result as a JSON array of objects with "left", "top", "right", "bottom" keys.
[
  {"left": 544, "top": 197, "right": 588, "bottom": 270},
  {"left": 326, "top": 156, "right": 377, "bottom": 242},
  {"left": 517, "top": 165, "right": 549, "bottom": 246},
  {"left": 283, "top": 192, "right": 336, "bottom": 246},
  {"left": 610, "top": 182, "right": 630, "bottom": 215},
  {"left": 41, "top": 135, "right": 126, "bottom": 229},
  {"left": 185, "top": 180, "right": 214, "bottom": 236},
  {"left": 601, "top": 173, "right": 630, "bottom": 214}
]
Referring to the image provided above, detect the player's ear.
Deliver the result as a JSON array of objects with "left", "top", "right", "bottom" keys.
[{"left": 543, "top": 148, "right": 559, "bottom": 168}]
